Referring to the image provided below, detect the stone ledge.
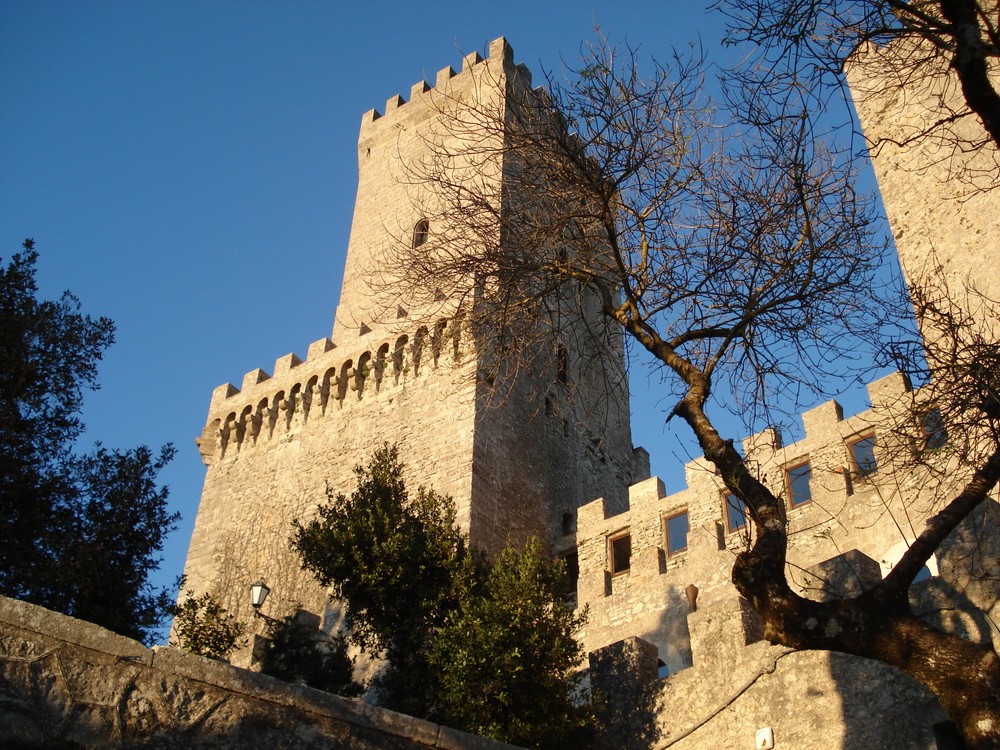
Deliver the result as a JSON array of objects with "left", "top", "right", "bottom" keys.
[
  {"left": 0, "top": 595, "right": 152, "bottom": 665},
  {"left": 0, "top": 595, "right": 524, "bottom": 749}
]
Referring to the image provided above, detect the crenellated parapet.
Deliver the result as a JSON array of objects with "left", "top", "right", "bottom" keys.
[
  {"left": 195, "top": 316, "right": 466, "bottom": 465},
  {"left": 357, "top": 37, "right": 531, "bottom": 131},
  {"left": 574, "top": 371, "right": 958, "bottom": 671}
]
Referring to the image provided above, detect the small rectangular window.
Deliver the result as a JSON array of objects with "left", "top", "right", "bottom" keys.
[
  {"left": 610, "top": 533, "right": 631, "bottom": 575},
  {"left": 556, "top": 343, "right": 569, "bottom": 385},
  {"left": 665, "top": 511, "right": 689, "bottom": 555},
  {"left": 786, "top": 461, "right": 812, "bottom": 507},
  {"left": 850, "top": 434, "right": 878, "bottom": 477},
  {"left": 559, "top": 550, "right": 579, "bottom": 603},
  {"left": 725, "top": 493, "right": 748, "bottom": 532},
  {"left": 921, "top": 409, "right": 948, "bottom": 450}
]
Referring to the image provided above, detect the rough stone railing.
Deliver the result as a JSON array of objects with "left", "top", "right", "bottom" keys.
[{"left": 0, "top": 595, "right": 520, "bottom": 750}]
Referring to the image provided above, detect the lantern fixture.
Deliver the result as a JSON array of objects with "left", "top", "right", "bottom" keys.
[{"left": 250, "top": 580, "right": 270, "bottom": 609}]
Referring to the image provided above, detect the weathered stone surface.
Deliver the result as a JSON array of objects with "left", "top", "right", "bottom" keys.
[
  {"left": 575, "top": 369, "right": 999, "bottom": 747},
  {"left": 0, "top": 596, "right": 523, "bottom": 749},
  {"left": 181, "top": 37, "right": 639, "bottom": 677},
  {"left": 171, "top": 34, "right": 1000, "bottom": 750}
]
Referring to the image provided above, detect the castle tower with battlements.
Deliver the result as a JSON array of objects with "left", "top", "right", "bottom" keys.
[
  {"left": 180, "top": 33, "right": 999, "bottom": 748},
  {"left": 181, "top": 38, "right": 642, "bottom": 652}
]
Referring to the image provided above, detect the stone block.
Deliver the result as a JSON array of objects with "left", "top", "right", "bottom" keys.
[{"left": 801, "top": 549, "right": 882, "bottom": 602}]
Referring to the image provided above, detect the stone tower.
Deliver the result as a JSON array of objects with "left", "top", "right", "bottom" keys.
[
  {"left": 181, "top": 38, "right": 643, "bottom": 639},
  {"left": 846, "top": 41, "right": 999, "bottom": 332}
]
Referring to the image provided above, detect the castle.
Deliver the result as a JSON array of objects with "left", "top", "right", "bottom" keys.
[{"left": 181, "top": 37, "right": 998, "bottom": 748}]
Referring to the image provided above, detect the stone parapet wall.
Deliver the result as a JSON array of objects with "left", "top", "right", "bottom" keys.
[
  {"left": 574, "top": 367, "right": 1000, "bottom": 747},
  {"left": 198, "top": 316, "right": 468, "bottom": 465},
  {"left": 0, "top": 595, "right": 520, "bottom": 750},
  {"left": 655, "top": 640, "right": 945, "bottom": 749},
  {"left": 182, "top": 319, "right": 481, "bottom": 658},
  {"left": 577, "top": 370, "right": 995, "bottom": 667}
]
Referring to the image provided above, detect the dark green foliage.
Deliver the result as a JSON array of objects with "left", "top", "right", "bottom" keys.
[
  {"left": 291, "top": 445, "right": 592, "bottom": 747},
  {"left": 291, "top": 444, "right": 469, "bottom": 716},
  {"left": 428, "top": 538, "right": 593, "bottom": 749},
  {"left": 170, "top": 590, "right": 246, "bottom": 659},
  {"left": 55, "top": 443, "right": 177, "bottom": 639},
  {"left": 0, "top": 241, "right": 177, "bottom": 643},
  {"left": 260, "top": 613, "right": 362, "bottom": 697}
]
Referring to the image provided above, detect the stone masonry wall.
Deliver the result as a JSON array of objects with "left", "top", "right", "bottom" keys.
[
  {"left": 183, "top": 317, "right": 480, "bottom": 671},
  {"left": 845, "top": 39, "right": 1000, "bottom": 330},
  {"left": 333, "top": 37, "right": 515, "bottom": 344},
  {"left": 182, "top": 37, "right": 640, "bottom": 673},
  {"left": 0, "top": 595, "right": 522, "bottom": 749},
  {"left": 576, "top": 370, "right": 1000, "bottom": 748}
]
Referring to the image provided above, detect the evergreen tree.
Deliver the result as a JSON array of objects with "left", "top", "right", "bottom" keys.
[
  {"left": 260, "top": 614, "right": 362, "bottom": 697},
  {"left": 291, "top": 444, "right": 469, "bottom": 716},
  {"left": 0, "top": 240, "right": 177, "bottom": 643},
  {"left": 291, "top": 445, "right": 591, "bottom": 746},
  {"left": 429, "top": 538, "right": 592, "bottom": 749}
]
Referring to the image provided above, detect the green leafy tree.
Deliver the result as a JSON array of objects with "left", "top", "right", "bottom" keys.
[
  {"left": 260, "top": 614, "right": 362, "bottom": 697},
  {"left": 0, "top": 241, "right": 178, "bottom": 643},
  {"left": 170, "top": 590, "right": 246, "bottom": 659},
  {"left": 428, "top": 538, "right": 592, "bottom": 749},
  {"left": 291, "top": 444, "right": 469, "bottom": 716},
  {"left": 291, "top": 445, "right": 591, "bottom": 747}
]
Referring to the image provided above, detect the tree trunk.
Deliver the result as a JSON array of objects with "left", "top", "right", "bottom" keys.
[
  {"left": 938, "top": 0, "right": 1000, "bottom": 149},
  {"left": 677, "top": 389, "right": 1000, "bottom": 749}
]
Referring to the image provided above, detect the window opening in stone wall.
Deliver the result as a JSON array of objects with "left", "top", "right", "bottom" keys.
[
  {"left": 559, "top": 550, "right": 579, "bottom": 604},
  {"left": 561, "top": 511, "right": 574, "bottom": 536},
  {"left": 850, "top": 434, "right": 878, "bottom": 478},
  {"left": 610, "top": 533, "right": 631, "bottom": 575},
  {"left": 556, "top": 343, "right": 569, "bottom": 385},
  {"left": 412, "top": 219, "right": 429, "bottom": 248},
  {"left": 725, "top": 493, "right": 748, "bottom": 533},
  {"left": 786, "top": 461, "right": 812, "bottom": 507},
  {"left": 665, "top": 511, "right": 689, "bottom": 555},
  {"left": 921, "top": 408, "right": 948, "bottom": 450}
]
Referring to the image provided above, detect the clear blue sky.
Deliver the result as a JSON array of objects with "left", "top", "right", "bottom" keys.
[{"left": 1, "top": 1, "right": 881, "bottom": 637}]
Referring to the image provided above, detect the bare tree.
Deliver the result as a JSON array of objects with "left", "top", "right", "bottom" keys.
[
  {"left": 719, "top": 0, "right": 1000, "bottom": 177},
  {"left": 387, "top": 37, "right": 1000, "bottom": 749}
]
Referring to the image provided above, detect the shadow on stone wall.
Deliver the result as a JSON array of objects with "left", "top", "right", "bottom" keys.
[
  {"left": 831, "top": 501, "right": 1000, "bottom": 749},
  {"left": 828, "top": 651, "right": 944, "bottom": 750},
  {"left": 809, "top": 540, "right": 993, "bottom": 750},
  {"left": 589, "top": 636, "right": 662, "bottom": 750}
]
